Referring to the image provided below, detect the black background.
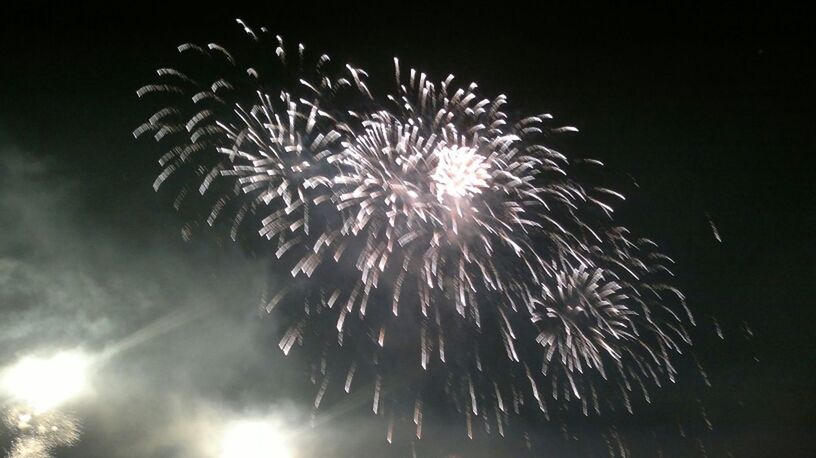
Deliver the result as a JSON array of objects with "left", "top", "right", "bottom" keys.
[{"left": 1, "top": 2, "right": 813, "bottom": 457}]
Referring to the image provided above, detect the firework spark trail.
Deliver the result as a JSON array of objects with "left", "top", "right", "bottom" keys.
[
  {"left": 135, "top": 19, "right": 696, "bottom": 441},
  {"left": 705, "top": 212, "right": 722, "bottom": 242}
]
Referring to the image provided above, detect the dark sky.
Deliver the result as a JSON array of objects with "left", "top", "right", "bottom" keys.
[{"left": 0, "top": 3, "right": 813, "bottom": 457}]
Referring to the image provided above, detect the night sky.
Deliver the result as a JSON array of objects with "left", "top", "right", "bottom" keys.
[{"left": 1, "top": 3, "right": 813, "bottom": 457}]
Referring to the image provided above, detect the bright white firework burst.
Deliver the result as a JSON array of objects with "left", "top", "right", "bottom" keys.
[
  {"left": 135, "top": 19, "right": 696, "bottom": 441},
  {"left": 430, "top": 145, "right": 491, "bottom": 201}
]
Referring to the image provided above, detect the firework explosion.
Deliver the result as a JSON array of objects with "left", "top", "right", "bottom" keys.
[
  {"left": 135, "top": 19, "right": 694, "bottom": 440},
  {"left": 3, "top": 406, "right": 81, "bottom": 458}
]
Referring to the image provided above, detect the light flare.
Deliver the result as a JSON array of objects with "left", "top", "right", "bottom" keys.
[
  {"left": 1, "top": 351, "right": 90, "bottom": 413},
  {"left": 220, "top": 418, "right": 294, "bottom": 458}
]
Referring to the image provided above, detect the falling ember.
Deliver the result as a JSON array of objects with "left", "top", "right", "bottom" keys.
[
  {"left": 344, "top": 363, "right": 356, "bottom": 393},
  {"left": 373, "top": 375, "right": 382, "bottom": 414},
  {"left": 706, "top": 212, "right": 722, "bottom": 242}
]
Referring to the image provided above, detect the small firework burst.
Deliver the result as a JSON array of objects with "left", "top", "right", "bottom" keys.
[
  {"left": 531, "top": 251, "right": 692, "bottom": 415},
  {"left": 134, "top": 20, "right": 369, "bottom": 248},
  {"left": 4, "top": 405, "right": 81, "bottom": 457},
  {"left": 135, "top": 19, "right": 695, "bottom": 441}
]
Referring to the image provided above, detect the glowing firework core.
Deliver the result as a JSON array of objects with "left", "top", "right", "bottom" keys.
[
  {"left": 1, "top": 351, "right": 89, "bottom": 413},
  {"left": 431, "top": 145, "right": 490, "bottom": 201}
]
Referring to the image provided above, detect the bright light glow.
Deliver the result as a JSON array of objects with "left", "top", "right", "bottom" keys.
[
  {"left": 1, "top": 351, "right": 89, "bottom": 412},
  {"left": 431, "top": 145, "right": 491, "bottom": 201},
  {"left": 220, "top": 419, "right": 293, "bottom": 458}
]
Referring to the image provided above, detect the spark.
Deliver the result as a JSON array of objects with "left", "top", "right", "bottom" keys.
[{"left": 706, "top": 212, "right": 722, "bottom": 242}]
